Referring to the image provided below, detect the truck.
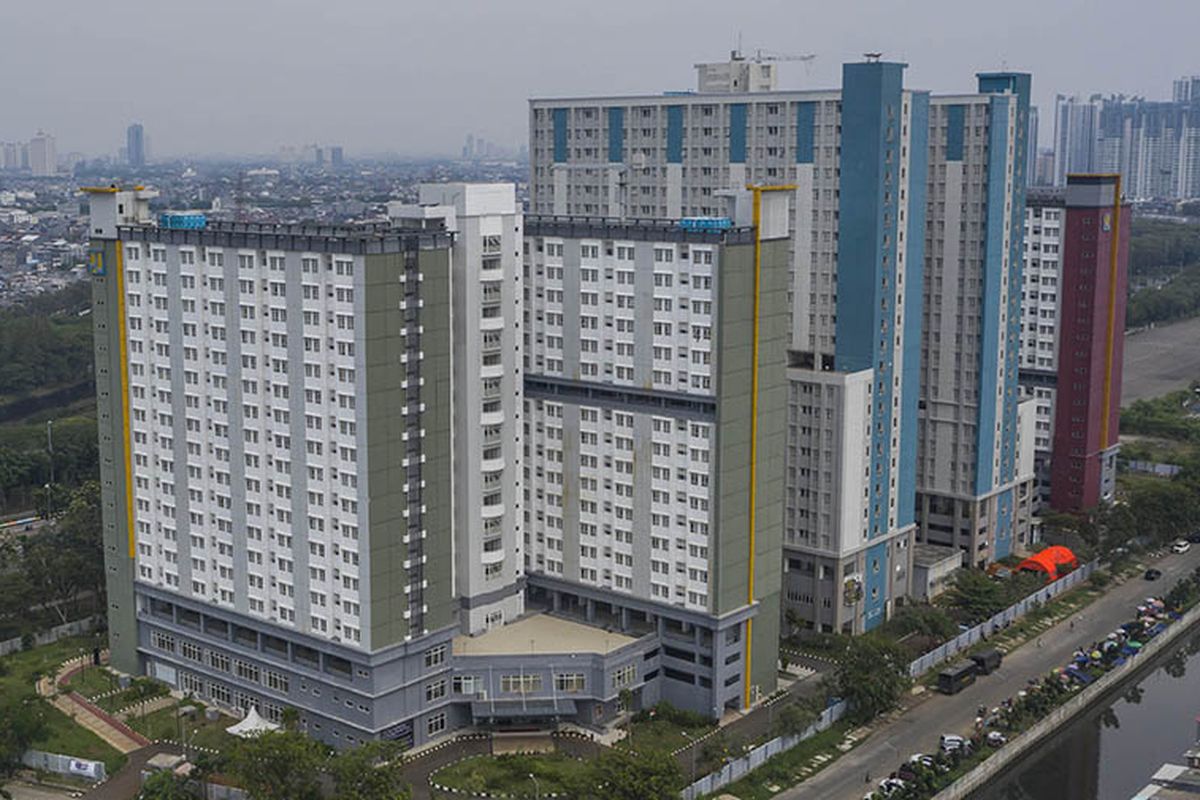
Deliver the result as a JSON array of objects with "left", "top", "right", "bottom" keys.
[
  {"left": 937, "top": 661, "right": 978, "bottom": 695},
  {"left": 970, "top": 648, "right": 1003, "bottom": 675}
]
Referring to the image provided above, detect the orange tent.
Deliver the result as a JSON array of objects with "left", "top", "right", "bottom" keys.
[{"left": 1017, "top": 545, "right": 1079, "bottom": 582}]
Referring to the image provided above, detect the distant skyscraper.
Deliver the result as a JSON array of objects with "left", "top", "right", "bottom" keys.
[
  {"left": 1053, "top": 95, "right": 1099, "bottom": 187},
  {"left": 330, "top": 146, "right": 344, "bottom": 168},
  {"left": 28, "top": 131, "right": 56, "bottom": 177},
  {"left": 1027, "top": 106, "right": 1040, "bottom": 186},
  {"left": 126, "top": 123, "right": 146, "bottom": 168},
  {"left": 0, "top": 142, "right": 19, "bottom": 171},
  {"left": 1174, "top": 75, "right": 1200, "bottom": 103}
]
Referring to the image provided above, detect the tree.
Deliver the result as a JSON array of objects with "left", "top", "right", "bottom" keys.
[
  {"left": 892, "top": 605, "right": 958, "bottom": 641},
  {"left": 329, "top": 741, "right": 410, "bottom": 800},
  {"left": 943, "top": 570, "right": 1008, "bottom": 624},
  {"left": 223, "top": 730, "right": 330, "bottom": 800},
  {"left": 834, "top": 635, "right": 912, "bottom": 724},
  {"left": 0, "top": 697, "right": 48, "bottom": 799},
  {"left": 773, "top": 698, "right": 819, "bottom": 738},
  {"left": 567, "top": 747, "right": 683, "bottom": 800},
  {"left": 137, "top": 770, "right": 198, "bottom": 800},
  {"left": 15, "top": 482, "right": 104, "bottom": 625}
]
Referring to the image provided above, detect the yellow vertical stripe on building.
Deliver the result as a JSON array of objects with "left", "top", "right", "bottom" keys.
[
  {"left": 115, "top": 241, "right": 136, "bottom": 559},
  {"left": 1100, "top": 175, "right": 1122, "bottom": 447}
]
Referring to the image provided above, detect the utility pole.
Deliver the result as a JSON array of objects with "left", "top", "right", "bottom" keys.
[{"left": 45, "top": 420, "right": 54, "bottom": 518}]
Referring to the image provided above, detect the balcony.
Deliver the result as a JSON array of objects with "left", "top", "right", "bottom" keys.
[{"left": 481, "top": 501, "right": 505, "bottom": 520}]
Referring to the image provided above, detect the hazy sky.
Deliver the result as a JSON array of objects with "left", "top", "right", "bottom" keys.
[{"left": 3, "top": 0, "right": 1197, "bottom": 158}]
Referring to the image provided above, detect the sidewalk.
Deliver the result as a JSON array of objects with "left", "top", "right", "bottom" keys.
[
  {"left": 37, "top": 654, "right": 149, "bottom": 755},
  {"left": 778, "top": 546, "right": 1200, "bottom": 799}
]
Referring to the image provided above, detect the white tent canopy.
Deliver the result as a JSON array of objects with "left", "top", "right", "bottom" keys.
[{"left": 226, "top": 706, "right": 280, "bottom": 739}]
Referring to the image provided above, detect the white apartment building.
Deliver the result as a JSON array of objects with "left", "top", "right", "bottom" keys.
[
  {"left": 1019, "top": 189, "right": 1065, "bottom": 501},
  {"left": 522, "top": 193, "right": 791, "bottom": 715}
]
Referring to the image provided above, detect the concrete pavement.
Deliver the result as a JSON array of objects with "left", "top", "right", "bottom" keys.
[
  {"left": 37, "top": 655, "right": 149, "bottom": 755},
  {"left": 778, "top": 547, "right": 1200, "bottom": 800}
]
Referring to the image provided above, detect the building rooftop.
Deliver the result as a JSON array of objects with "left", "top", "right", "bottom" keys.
[
  {"left": 116, "top": 218, "right": 454, "bottom": 255},
  {"left": 525, "top": 215, "right": 755, "bottom": 245},
  {"left": 452, "top": 613, "right": 637, "bottom": 657},
  {"left": 913, "top": 543, "right": 965, "bottom": 568}
]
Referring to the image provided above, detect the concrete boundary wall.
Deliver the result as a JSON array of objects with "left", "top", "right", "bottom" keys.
[
  {"left": 932, "top": 601, "right": 1200, "bottom": 800},
  {"left": 680, "top": 701, "right": 848, "bottom": 800},
  {"left": 0, "top": 615, "right": 103, "bottom": 657}
]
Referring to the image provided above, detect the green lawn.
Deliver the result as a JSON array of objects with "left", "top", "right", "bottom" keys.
[
  {"left": 617, "top": 715, "right": 716, "bottom": 760},
  {"left": 65, "top": 664, "right": 120, "bottom": 699},
  {"left": 128, "top": 701, "right": 239, "bottom": 752},
  {"left": 0, "top": 635, "right": 125, "bottom": 775},
  {"left": 431, "top": 753, "right": 585, "bottom": 797},
  {"left": 91, "top": 677, "right": 170, "bottom": 713},
  {"left": 702, "top": 721, "right": 854, "bottom": 800}
]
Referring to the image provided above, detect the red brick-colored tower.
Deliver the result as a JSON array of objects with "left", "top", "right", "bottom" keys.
[{"left": 1049, "top": 174, "right": 1130, "bottom": 512}]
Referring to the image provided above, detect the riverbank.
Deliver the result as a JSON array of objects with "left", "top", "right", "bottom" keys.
[{"left": 931, "top": 597, "right": 1200, "bottom": 799}]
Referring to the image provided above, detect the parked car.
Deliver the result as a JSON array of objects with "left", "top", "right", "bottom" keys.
[
  {"left": 1187, "top": 532, "right": 1200, "bottom": 544},
  {"left": 1172, "top": 540, "right": 1191, "bottom": 554},
  {"left": 878, "top": 778, "right": 908, "bottom": 797},
  {"left": 986, "top": 731, "right": 1008, "bottom": 747},
  {"left": 939, "top": 734, "right": 972, "bottom": 755},
  {"left": 1145, "top": 568, "right": 1164, "bottom": 581}
]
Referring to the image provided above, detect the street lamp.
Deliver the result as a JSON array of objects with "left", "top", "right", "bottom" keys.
[{"left": 528, "top": 773, "right": 540, "bottom": 800}]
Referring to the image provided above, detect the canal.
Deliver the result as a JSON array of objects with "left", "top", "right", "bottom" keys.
[{"left": 972, "top": 628, "right": 1200, "bottom": 800}]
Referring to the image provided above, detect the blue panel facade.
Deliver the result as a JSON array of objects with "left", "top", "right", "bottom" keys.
[
  {"left": 836, "top": 61, "right": 906, "bottom": 620},
  {"left": 898, "top": 91, "right": 930, "bottom": 530},
  {"left": 666, "top": 106, "right": 684, "bottom": 164},
  {"left": 994, "top": 489, "right": 1014, "bottom": 559},
  {"left": 729, "top": 103, "right": 748, "bottom": 164},
  {"left": 978, "top": 73, "right": 1032, "bottom": 487},
  {"left": 974, "top": 95, "right": 1011, "bottom": 495},
  {"left": 553, "top": 108, "right": 568, "bottom": 163},
  {"left": 607, "top": 107, "right": 624, "bottom": 163},
  {"left": 795, "top": 102, "right": 816, "bottom": 164},
  {"left": 863, "top": 541, "right": 889, "bottom": 631},
  {"left": 946, "top": 105, "right": 967, "bottom": 161}
]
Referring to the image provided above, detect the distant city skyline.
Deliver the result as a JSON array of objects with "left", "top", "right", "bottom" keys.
[{"left": 5, "top": 0, "right": 1200, "bottom": 157}]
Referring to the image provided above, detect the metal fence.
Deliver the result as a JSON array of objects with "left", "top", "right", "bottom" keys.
[
  {"left": 0, "top": 615, "right": 103, "bottom": 657},
  {"left": 680, "top": 700, "right": 848, "bottom": 800},
  {"left": 22, "top": 749, "right": 106, "bottom": 782},
  {"left": 907, "top": 561, "right": 1097, "bottom": 678}
]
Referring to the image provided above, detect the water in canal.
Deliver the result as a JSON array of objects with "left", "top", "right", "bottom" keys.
[{"left": 972, "top": 629, "right": 1200, "bottom": 800}]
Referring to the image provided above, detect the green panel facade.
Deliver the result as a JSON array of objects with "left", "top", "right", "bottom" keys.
[
  {"left": 91, "top": 239, "right": 139, "bottom": 673},
  {"left": 711, "top": 235, "right": 788, "bottom": 696},
  {"left": 363, "top": 249, "right": 454, "bottom": 649}
]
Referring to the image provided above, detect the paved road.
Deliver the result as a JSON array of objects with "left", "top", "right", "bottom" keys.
[
  {"left": 1122, "top": 317, "right": 1200, "bottom": 404},
  {"left": 780, "top": 546, "right": 1200, "bottom": 800},
  {"left": 82, "top": 744, "right": 179, "bottom": 800},
  {"left": 1, "top": 782, "right": 79, "bottom": 800}
]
